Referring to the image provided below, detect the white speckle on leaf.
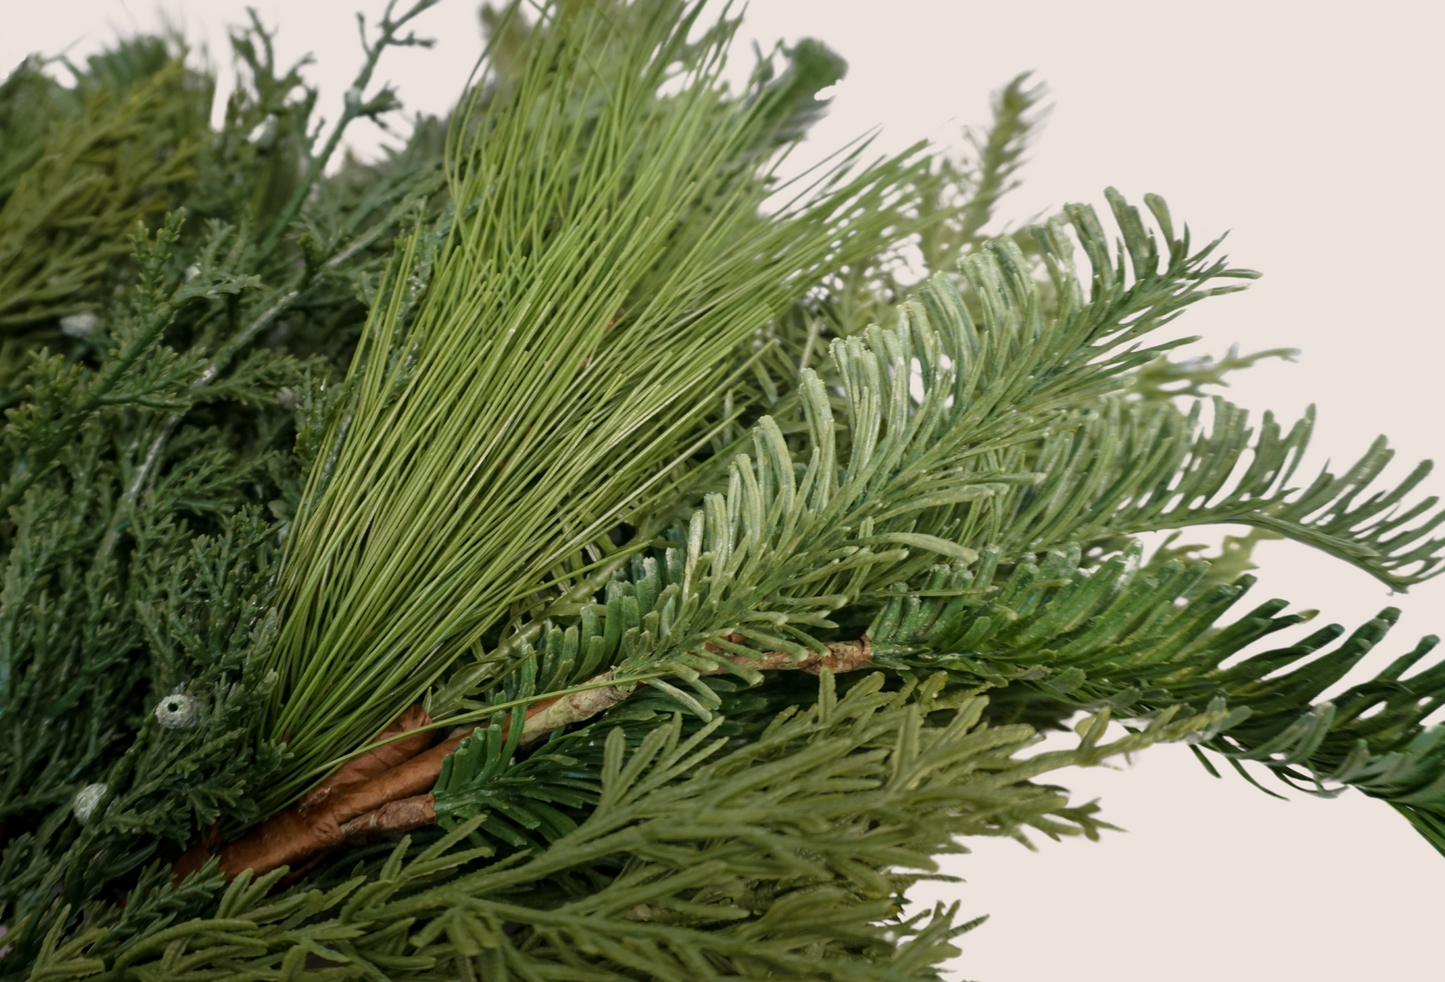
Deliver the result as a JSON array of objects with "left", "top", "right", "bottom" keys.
[
  {"left": 73, "top": 783, "right": 108, "bottom": 824},
  {"left": 247, "top": 115, "right": 277, "bottom": 147},
  {"left": 59, "top": 311, "right": 97, "bottom": 338}
]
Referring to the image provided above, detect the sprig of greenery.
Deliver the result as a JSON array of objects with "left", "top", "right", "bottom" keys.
[
  {"left": 255, "top": 0, "right": 441, "bottom": 258},
  {"left": 865, "top": 545, "right": 1445, "bottom": 845},
  {"left": 262, "top": 0, "right": 936, "bottom": 807},
  {"left": 2, "top": 1, "right": 1442, "bottom": 978},
  {"left": 0, "top": 10, "right": 460, "bottom": 971},
  {"left": 20, "top": 674, "right": 1234, "bottom": 980},
  {"left": 0, "top": 42, "right": 207, "bottom": 332}
]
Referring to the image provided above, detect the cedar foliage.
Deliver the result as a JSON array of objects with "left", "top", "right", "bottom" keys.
[{"left": 1, "top": 2, "right": 1442, "bottom": 979}]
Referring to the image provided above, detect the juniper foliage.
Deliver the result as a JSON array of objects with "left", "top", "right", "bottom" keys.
[{"left": 0, "top": 2, "right": 1442, "bottom": 979}]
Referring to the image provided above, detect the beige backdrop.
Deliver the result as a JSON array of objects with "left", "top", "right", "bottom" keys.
[{"left": 6, "top": 2, "right": 1440, "bottom": 978}]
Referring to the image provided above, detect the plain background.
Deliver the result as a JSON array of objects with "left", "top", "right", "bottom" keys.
[{"left": 5, "top": 2, "right": 1441, "bottom": 979}]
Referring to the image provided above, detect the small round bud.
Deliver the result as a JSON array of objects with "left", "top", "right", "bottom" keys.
[
  {"left": 155, "top": 692, "right": 199, "bottom": 729},
  {"left": 344, "top": 86, "right": 363, "bottom": 112},
  {"left": 74, "top": 783, "right": 108, "bottom": 824}
]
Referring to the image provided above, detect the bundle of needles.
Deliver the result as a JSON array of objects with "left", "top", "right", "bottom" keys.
[{"left": 2, "top": 1, "right": 1444, "bottom": 979}]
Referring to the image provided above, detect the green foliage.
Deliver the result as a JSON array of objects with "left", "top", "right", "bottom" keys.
[
  {"left": 917, "top": 71, "right": 1048, "bottom": 274},
  {"left": 21, "top": 675, "right": 1233, "bottom": 981},
  {"left": 263, "top": 0, "right": 937, "bottom": 807},
  {"left": 2, "top": 1, "right": 1443, "bottom": 979},
  {"left": 424, "top": 190, "right": 1440, "bottom": 750},
  {"left": 0, "top": 4, "right": 457, "bottom": 972},
  {"left": 866, "top": 546, "right": 1445, "bottom": 829},
  {"left": 0, "top": 213, "right": 301, "bottom": 969},
  {"left": 0, "top": 39, "right": 210, "bottom": 333}
]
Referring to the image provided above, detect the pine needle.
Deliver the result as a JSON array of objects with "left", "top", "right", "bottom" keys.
[{"left": 261, "top": 0, "right": 930, "bottom": 808}]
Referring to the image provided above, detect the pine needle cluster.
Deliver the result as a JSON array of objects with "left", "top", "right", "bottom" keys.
[{"left": 1, "top": 2, "right": 1441, "bottom": 979}]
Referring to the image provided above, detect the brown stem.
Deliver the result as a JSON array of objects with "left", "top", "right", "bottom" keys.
[
  {"left": 172, "top": 705, "right": 434, "bottom": 882},
  {"left": 519, "top": 670, "right": 634, "bottom": 745},
  {"left": 338, "top": 793, "right": 437, "bottom": 847},
  {"left": 297, "top": 704, "right": 433, "bottom": 814},
  {"left": 183, "top": 636, "right": 873, "bottom": 881},
  {"left": 213, "top": 722, "right": 465, "bottom": 880}
]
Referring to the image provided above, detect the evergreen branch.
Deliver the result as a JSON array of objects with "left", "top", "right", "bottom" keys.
[
  {"left": 866, "top": 545, "right": 1445, "bottom": 853},
  {"left": 254, "top": 0, "right": 439, "bottom": 259},
  {"left": 987, "top": 394, "right": 1445, "bottom": 589},
  {"left": 262, "top": 0, "right": 937, "bottom": 806},
  {"left": 31, "top": 675, "right": 1231, "bottom": 981},
  {"left": 0, "top": 214, "right": 257, "bottom": 518},
  {"left": 954, "top": 72, "right": 1048, "bottom": 245}
]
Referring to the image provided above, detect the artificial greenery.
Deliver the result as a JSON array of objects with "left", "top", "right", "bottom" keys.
[{"left": 0, "top": 1, "right": 1441, "bottom": 979}]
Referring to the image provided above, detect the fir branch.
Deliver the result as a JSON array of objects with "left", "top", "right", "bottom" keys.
[
  {"left": 866, "top": 545, "right": 1445, "bottom": 854},
  {"left": 986, "top": 394, "right": 1445, "bottom": 589}
]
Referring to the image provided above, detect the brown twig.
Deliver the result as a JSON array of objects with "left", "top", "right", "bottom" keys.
[
  {"left": 297, "top": 704, "right": 433, "bottom": 814},
  {"left": 338, "top": 793, "right": 437, "bottom": 847},
  {"left": 172, "top": 704, "right": 434, "bottom": 881},
  {"left": 213, "top": 718, "right": 464, "bottom": 879},
  {"left": 179, "top": 636, "right": 873, "bottom": 882},
  {"left": 517, "top": 669, "right": 635, "bottom": 745}
]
